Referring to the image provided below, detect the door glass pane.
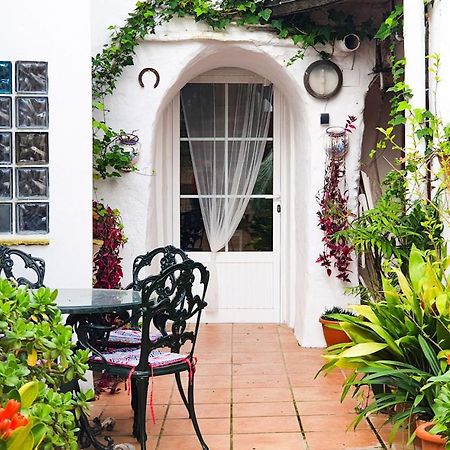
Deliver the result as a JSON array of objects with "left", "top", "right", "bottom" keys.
[
  {"left": 180, "top": 198, "right": 210, "bottom": 251},
  {"left": 253, "top": 141, "right": 273, "bottom": 195},
  {"left": 180, "top": 83, "right": 225, "bottom": 138},
  {"left": 180, "top": 141, "right": 197, "bottom": 195},
  {"left": 228, "top": 84, "right": 273, "bottom": 137},
  {"left": 228, "top": 199, "right": 273, "bottom": 251}
]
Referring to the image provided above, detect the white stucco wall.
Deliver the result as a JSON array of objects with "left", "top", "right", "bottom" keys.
[
  {"left": 2, "top": 1, "right": 93, "bottom": 287},
  {"left": 429, "top": 0, "right": 450, "bottom": 123},
  {"left": 91, "top": 1, "right": 378, "bottom": 346}
]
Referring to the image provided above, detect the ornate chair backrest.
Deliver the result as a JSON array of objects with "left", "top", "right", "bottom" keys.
[
  {"left": 0, "top": 246, "right": 45, "bottom": 288},
  {"left": 126, "top": 245, "right": 188, "bottom": 291},
  {"left": 136, "top": 259, "right": 209, "bottom": 372}
]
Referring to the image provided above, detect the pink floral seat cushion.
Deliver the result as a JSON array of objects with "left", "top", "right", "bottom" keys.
[
  {"left": 108, "top": 329, "right": 161, "bottom": 346},
  {"left": 90, "top": 347, "right": 188, "bottom": 368}
]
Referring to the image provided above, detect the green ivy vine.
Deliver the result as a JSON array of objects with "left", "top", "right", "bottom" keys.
[{"left": 92, "top": 0, "right": 378, "bottom": 179}]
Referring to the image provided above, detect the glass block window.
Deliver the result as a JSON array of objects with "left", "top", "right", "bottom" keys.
[{"left": 0, "top": 61, "right": 49, "bottom": 234}]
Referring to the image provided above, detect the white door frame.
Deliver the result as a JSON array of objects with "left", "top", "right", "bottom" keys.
[{"left": 171, "top": 69, "right": 283, "bottom": 323}]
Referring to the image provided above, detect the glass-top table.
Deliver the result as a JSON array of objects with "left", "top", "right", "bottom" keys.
[{"left": 55, "top": 288, "right": 141, "bottom": 314}]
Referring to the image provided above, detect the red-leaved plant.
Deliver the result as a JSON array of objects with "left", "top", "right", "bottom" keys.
[
  {"left": 93, "top": 201, "right": 126, "bottom": 288},
  {"left": 316, "top": 116, "right": 356, "bottom": 282}
]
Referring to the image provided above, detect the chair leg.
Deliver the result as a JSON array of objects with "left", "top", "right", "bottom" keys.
[
  {"left": 175, "top": 372, "right": 191, "bottom": 418},
  {"left": 187, "top": 372, "right": 209, "bottom": 450},
  {"left": 130, "top": 378, "right": 138, "bottom": 438},
  {"left": 135, "top": 376, "right": 149, "bottom": 450}
]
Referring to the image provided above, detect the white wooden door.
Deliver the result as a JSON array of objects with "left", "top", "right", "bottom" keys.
[{"left": 172, "top": 69, "right": 281, "bottom": 322}]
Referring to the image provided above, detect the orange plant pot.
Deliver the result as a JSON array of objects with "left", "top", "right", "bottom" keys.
[
  {"left": 416, "top": 422, "right": 447, "bottom": 450},
  {"left": 319, "top": 318, "right": 351, "bottom": 347}
]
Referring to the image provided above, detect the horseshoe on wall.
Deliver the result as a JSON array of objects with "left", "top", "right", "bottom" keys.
[{"left": 138, "top": 68, "right": 160, "bottom": 88}]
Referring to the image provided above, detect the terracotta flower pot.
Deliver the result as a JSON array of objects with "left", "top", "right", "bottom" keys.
[
  {"left": 415, "top": 422, "right": 447, "bottom": 450},
  {"left": 319, "top": 317, "right": 351, "bottom": 347}
]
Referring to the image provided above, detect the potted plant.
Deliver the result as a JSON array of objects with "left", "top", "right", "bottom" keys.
[
  {"left": 416, "top": 374, "right": 450, "bottom": 449},
  {"left": 319, "top": 246, "right": 450, "bottom": 445},
  {"left": 319, "top": 306, "right": 356, "bottom": 346}
]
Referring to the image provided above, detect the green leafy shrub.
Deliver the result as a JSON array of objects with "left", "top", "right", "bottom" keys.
[
  {"left": 319, "top": 246, "right": 450, "bottom": 442},
  {"left": 0, "top": 279, "right": 93, "bottom": 449}
]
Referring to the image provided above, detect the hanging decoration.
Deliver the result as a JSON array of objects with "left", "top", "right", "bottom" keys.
[{"left": 316, "top": 115, "right": 356, "bottom": 282}]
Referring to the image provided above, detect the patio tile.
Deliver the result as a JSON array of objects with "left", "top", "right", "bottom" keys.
[
  {"left": 233, "top": 342, "right": 281, "bottom": 353},
  {"left": 232, "top": 362, "right": 286, "bottom": 376},
  {"left": 194, "top": 363, "right": 232, "bottom": 376},
  {"left": 233, "top": 416, "right": 300, "bottom": 433},
  {"left": 86, "top": 323, "right": 398, "bottom": 449},
  {"left": 193, "top": 352, "right": 232, "bottom": 364},
  {"left": 233, "top": 387, "right": 292, "bottom": 403},
  {"left": 194, "top": 374, "right": 232, "bottom": 388},
  {"left": 288, "top": 371, "right": 343, "bottom": 387},
  {"left": 232, "top": 374, "right": 289, "bottom": 389},
  {"left": 233, "top": 432, "right": 306, "bottom": 449},
  {"left": 296, "top": 400, "right": 357, "bottom": 415},
  {"left": 101, "top": 403, "right": 168, "bottom": 421},
  {"left": 305, "top": 430, "right": 382, "bottom": 450},
  {"left": 301, "top": 414, "right": 370, "bottom": 432},
  {"left": 233, "top": 323, "right": 280, "bottom": 334},
  {"left": 232, "top": 351, "right": 284, "bottom": 364},
  {"left": 158, "top": 434, "right": 230, "bottom": 450},
  {"left": 233, "top": 401, "right": 297, "bottom": 417},
  {"left": 161, "top": 417, "right": 230, "bottom": 435},
  {"left": 293, "top": 385, "right": 342, "bottom": 401},
  {"left": 167, "top": 403, "right": 230, "bottom": 419},
  {"left": 171, "top": 388, "right": 231, "bottom": 404},
  {"left": 108, "top": 418, "right": 163, "bottom": 436}
]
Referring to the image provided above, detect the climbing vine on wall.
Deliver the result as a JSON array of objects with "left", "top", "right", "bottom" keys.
[{"left": 92, "top": 0, "right": 377, "bottom": 179}]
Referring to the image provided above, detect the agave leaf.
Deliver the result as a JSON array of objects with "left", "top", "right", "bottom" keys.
[
  {"left": 418, "top": 335, "right": 440, "bottom": 375},
  {"left": 349, "top": 305, "right": 380, "bottom": 325},
  {"left": 340, "top": 323, "right": 376, "bottom": 344},
  {"left": 363, "top": 322, "right": 403, "bottom": 356},
  {"left": 339, "top": 342, "right": 388, "bottom": 358}
]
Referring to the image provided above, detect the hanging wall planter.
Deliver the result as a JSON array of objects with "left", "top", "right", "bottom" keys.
[
  {"left": 324, "top": 126, "right": 349, "bottom": 159},
  {"left": 107, "top": 133, "right": 140, "bottom": 172}
]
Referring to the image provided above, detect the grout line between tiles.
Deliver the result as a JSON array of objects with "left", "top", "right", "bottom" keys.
[
  {"left": 155, "top": 377, "right": 176, "bottom": 449},
  {"left": 278, "top": 325, "right": 309, "bottom": 450},
  {"left": 366, "top": 416, "right": 388, "bottom": 450}
]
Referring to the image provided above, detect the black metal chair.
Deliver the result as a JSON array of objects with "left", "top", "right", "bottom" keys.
[
  {"left": 126, "top": 245, "right": 189, "bottom": 291},
  {"left": 0, "top": 245, "right": 45, "bottom": 288},
  {"left": 79, "top": 259, "right": 210, "bottom": 450},
  {"left": 106, "top": 245, "right": 189, "bottom": 347}
]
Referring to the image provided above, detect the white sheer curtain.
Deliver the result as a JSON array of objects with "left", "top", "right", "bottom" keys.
[{"left": 181, "top": 83, "right": 273, "bottom": 252}]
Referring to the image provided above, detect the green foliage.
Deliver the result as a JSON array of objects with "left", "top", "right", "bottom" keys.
[
  {"left": 321, "top": 306, "right": 357, "bottom": 320},
  {"left": 340, "top": 170, "right": 443, "bottom": 297},
  {"left": 374, "top": 4, "right": 403, "bottom": 41},
  {"left": 92, "top": 0, "right": 379, "bottom": 179},
  {"left": 0, "top": 279, "right": 93, "bottom": 449},
  {"left": 319, "top": 246, "right": 450, "bottom": 443},
  {"left": 423, "top": 377, "right": 450, "bottom": 443}
]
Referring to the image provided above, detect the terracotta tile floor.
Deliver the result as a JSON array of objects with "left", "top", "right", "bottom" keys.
[{"left": 88, "top": 324, "right": 416, "bottom": 450}]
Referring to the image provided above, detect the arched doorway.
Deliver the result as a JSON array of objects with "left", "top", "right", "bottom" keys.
[{"left": 146, "top": 51, "right": 305, "bottom": 328}]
